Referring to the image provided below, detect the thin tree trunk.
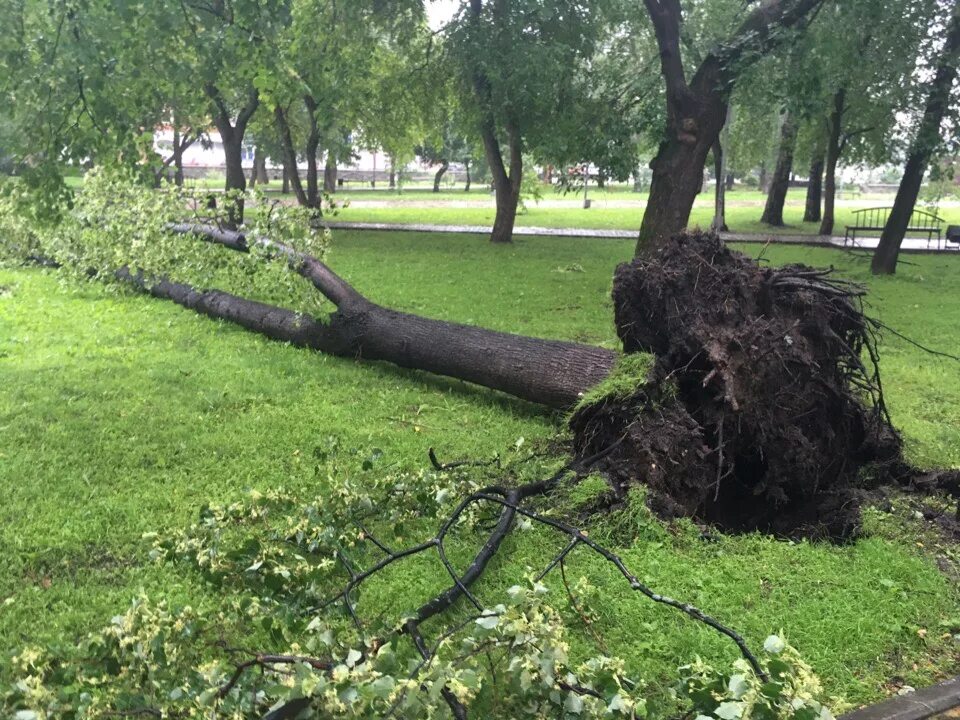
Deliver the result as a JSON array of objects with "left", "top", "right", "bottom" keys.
[
  {"left": 324, "top": 153, "right": 337, "bottom": 194},
  {"left": 303, "top": 96, "right": 321, "bottom": 208},
  {"left": 282, "top": 167, "right": 290, "bottom": 194},
  {"left": 803, "top": 153, "right": 824, "bottom": 223},
  {"left": 249, "top": 148, "right": 260, "bottom": 188},
  {"left": 477, "top": 108, "right": 522, "bottom": 243},
  {"left": 433, "top": 159, "right": 449, "bottom": 193},
  {"left": 464, "top": 159, "right": 471, "bottom": 191},
  {"left": 256, "top": 150, "right": 268, "bottom": 185},
  {"left": 758, "top": 161, "right": 768, "bottom": 194},
  {"left": 712, "top": 105, "right": 733, "bottom": 231},
  {"left": 389, "top": 159, "right": 396, "bottom": 190},
  {"left": 819, "top": 89, "right": 845, "bottom": 236},
  {"left": 274, "top": 106, "right": 308, "bottom": 207},
  {"left": 873, "top": 2, "right": 960, "bottom": 275},
  {"left": 468, "top": 0, "right": 522, "bottom": 244},
  {"left": 712, "top": 139, "right": 727, "bottom": 232},
  {"left": 164, "top": 224, "right": 615, "bottom": 408},
  {"left": 761, "top": 112, "right": 798, "bottom": 226}
]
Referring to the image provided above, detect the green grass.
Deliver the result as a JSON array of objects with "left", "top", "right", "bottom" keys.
[
  {"left": 1, "top": 232, "right": 959, "bottom": 709},
  {"left": 332, "top": 192, "right": 960, "bottom": 237}
]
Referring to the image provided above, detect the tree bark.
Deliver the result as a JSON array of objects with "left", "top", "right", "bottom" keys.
[
  {"left": 256, "top": 150, "right": 269, "bottom": 185},
  {"left": 635, "top": 0, "right": 823, "bottom": 255},
  {"left": 464, "top": 159, "right": 471, "bottom": 191},
  {"left": 282, "top": 166, "right": 290, "bottom": 194},
  {"left": 489, "top": 131, "right": 522, "bottom": 244},
  {"left": 711, "top": 139, "right": 727, "bottom": 231},
  {"left": 433, "top": 159, "right": 449, "bottom": 193},
  {"left": 163, "top": 224, "right": 615, "bottom": 408},
  {"left": 324, "top": 153, "right": 337, "bottom": 194},
  {"left": 274, "top": 106, "right": 309, "bottom": 207},
  {"left": 303, "top": 96, "right": 321, "bottom": 208},
  {"left": 205, "top": 84, "right": 259, "bottom": 228},
  {"left": 712, "top": 105, "right": 733, "bottom": 231},
  {"left": 803, "top": 153, "right": 824, "bottom": 223},
  {"left": 819, "top": 89, "right": 845, "bottom": 236},
  {"left": 872, "top": 2, "right": 960, "bottom": 275},
  {"left": 249, "top": 147, "right": 261, "bottom": 188},
  {"left": 761, "top": 112, "right": 798, "bottom": 226}
]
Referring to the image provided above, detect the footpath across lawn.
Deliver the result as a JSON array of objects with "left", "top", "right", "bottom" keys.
[{"left": 1, "top": 231, "right": 958, "bottom": 709}]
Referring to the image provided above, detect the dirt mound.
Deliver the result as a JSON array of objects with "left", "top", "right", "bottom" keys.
[{"left": 570, "top": 231, "right": 902, "bottom": 541}]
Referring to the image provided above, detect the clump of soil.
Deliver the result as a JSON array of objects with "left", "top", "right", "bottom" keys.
[{"left": 571, "top": 231, "right": 903, "bottom": 541}]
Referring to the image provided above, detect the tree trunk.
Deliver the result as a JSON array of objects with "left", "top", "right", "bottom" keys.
[
  {"left": 758, "top": 161, "right": 768, "bottom": 194},
  {"left": 303, "top": 96, "right": 321, "bottom": 209},
  {"left": 637, "top": 97, "right": 725, "bottom": 254},
  {"left": 872, "top": 2, "right": 960, "bottom": 275},
  {"left": 220, "top": 133, "right": 247, "bottom": 228},
  {"left": 206, "top": 85, "right": 258, "bottom": 228},
  {"left": 761, "top": 112, "right": 798, "bottom": 226},
  {"left": 464, "top": 159, "right": 471, "bottom": 192},
  {"left": 174, "top": 144, "right": 185, "bottom": 188},
  {"left": 477, "top": 108, "right": 522, "bottom": 243},
  {"left": 249, "top": 148, "right": 261, "bottom": 188},
  {"left": 803, "top": 153, "right": 824, "bottom": 223},
  {"left": 274, "top": 106, "right": 308, "bottom": 207},
  {"left": 634, "top": 0, "right": 822, "bottom": 252},
  {"left": 725, "top": 173, "right": 734, "bottom": 190},
  {"left": 165, "top": 224, "right": 615, "bottom": 408},
  {"left": 256, "top": 150, "right": 268, "bottom": 185},
  {"left": 712, "top": 105, "right": 733, "bottom": 231},
  {"left": 324, "top": 154, "right": 337, "bottom": 194},
  {"left": 819, "top": 89, "right": 845, "bottom": 237},
  {"left": 468, "top": 1, "right": 522, "bottom": 244},
  {"left": 433, "top": 159, "right": 449, "bottom": 193},
  {"left": 282, "top": 166, "right": 290, "bottom": 194},
  {"left": 711, "top": 139, "right": 727, "bottom": 232}
]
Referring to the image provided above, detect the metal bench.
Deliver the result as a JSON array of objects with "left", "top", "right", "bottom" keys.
[
  {"left": 844, "top": 207, "right": 944, "bottom": 249},
  {"left": 948, "top": 225, "right": 960, "bottom": 249}
]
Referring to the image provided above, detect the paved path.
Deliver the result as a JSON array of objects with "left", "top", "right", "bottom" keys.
[{"left": 322, "top": 220, "right": 960, "bottom": 254}]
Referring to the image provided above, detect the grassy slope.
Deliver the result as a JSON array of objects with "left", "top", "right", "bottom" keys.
[{"left": 1, "top": 233, "right": 958, "bottom": 708}]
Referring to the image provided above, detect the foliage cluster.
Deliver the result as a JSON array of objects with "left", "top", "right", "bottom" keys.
[{"left": 3, "top": 473, "right": 836, "bottom": 719}]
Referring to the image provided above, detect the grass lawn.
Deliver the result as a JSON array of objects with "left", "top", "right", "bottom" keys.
[
  {"left": 2, "top": 232, "right": 959, "bottom": 711},
  {"left": 331, "top": 190, "right": 960, "bottom": 237}
]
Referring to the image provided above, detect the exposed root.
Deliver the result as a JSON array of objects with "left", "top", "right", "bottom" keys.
[{"left": 572, "top": 231, "right": 905, "bottom": 541}]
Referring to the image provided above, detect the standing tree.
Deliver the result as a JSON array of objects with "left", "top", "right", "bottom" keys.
[
  {"left": 805, "top": 0, "right": 937, "bottom": 236},
  {"left": 761, "top": 111, "right": 799, "bottom": 225},
  {"left": 267, "top": 0, "right": 423, "bottom": 210},
  {"left": 634, "top": 0, "right": 824, "bottom": 255},
  {"left": 176, "top": 0, "right": 295, "bottom": 225},
  {"left": 446, "top": 0, "right": 619, "bottom": 243},
  {"left": 872, "top": 0, "right": 960, "bottom": 274}
]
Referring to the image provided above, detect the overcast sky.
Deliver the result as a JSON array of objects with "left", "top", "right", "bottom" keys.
[{"left": 426, "top": 0, "right": 459, "bottom": 30}]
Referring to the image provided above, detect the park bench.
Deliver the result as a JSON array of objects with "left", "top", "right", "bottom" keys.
[{"left": 844, "top": 207, "right": 944, "bottom": 248}]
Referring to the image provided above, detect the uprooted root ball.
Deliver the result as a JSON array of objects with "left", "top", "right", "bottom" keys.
[{"left": 570, "top": 232, "right": 902, "bottom": 541}]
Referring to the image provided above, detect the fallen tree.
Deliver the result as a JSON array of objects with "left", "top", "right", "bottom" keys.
[
  {"left": 5, "top": 172, "right": 955, "bottom": 541},
  {"left": 6, "top": 183, "right": 960, "bottom": 718},
  {"left": 127, "top": 224, "right": 930, "bottom": 541}
]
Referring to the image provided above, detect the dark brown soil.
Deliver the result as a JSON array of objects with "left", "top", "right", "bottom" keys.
[{"left": 571, "top": 231, "right": 905, "bottom": 541}]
